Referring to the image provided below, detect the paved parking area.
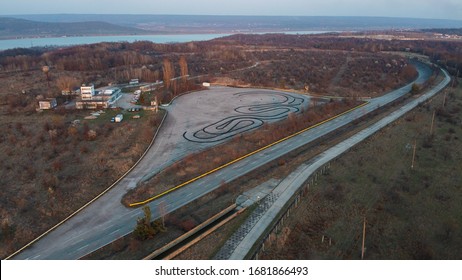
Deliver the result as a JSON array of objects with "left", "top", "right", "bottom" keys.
[{"left": 116, "top": 93, "right": 142, "bottom": 109}]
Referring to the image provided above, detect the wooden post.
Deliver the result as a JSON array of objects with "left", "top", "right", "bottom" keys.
[
  {"left": 411, "top": 139, "right": 417, "bottom": 169},
  {"left": 361, "top": 217, "right": 366, "bottom": 260}
]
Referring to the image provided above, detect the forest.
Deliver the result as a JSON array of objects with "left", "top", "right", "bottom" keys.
[{"left": 4, "top": 32, "right": 458, "bottom": 111}]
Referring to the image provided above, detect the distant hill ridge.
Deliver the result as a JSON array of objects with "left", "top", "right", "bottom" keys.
[
  {"left": 0, "top": 17, "right": 149, "bottom": 39},
  {"left": 9, "top": 14, "right": 462, "bottom": 29},
  {"left": 1, "top": 15, "right": 462, "bottom": 39}
]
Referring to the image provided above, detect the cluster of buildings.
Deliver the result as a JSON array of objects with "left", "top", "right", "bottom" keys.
[
  {"left": 432, "top": 33, "right": 462, "bottom": 40},
  {"left": 38, "top": 83, "right": 123, "bottom": 110}
]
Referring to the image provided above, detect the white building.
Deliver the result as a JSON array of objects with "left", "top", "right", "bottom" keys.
[{"left": 80, "top": 84, "right": 95, "bottom": 100}]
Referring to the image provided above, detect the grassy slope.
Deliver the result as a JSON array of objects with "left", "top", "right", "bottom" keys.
[
  {"left": 0, "top": 109, "right": 164, "bottom": 258},
  {"left": 261, "top": 81, "right": 462, "bottom": 260}
]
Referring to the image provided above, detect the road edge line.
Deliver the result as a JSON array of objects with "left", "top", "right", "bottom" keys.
[{"left": 5, "top": 111, "right": 168, "bottom": 260}]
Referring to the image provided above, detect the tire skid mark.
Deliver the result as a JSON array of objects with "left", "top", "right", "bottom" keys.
[{"left": 184, "top": 91, "right": 306, "bottom": 143}]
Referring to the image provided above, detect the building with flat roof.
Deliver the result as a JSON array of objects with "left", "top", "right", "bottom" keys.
[
  {"left": 38, "top": 98, "right": 57, "bottom": 110},
  {"left": 76, "top": 85, "right": 122, "bottom": 109},
  {"left": 80, "top": 84, "right": 95, "bottom": 100}
]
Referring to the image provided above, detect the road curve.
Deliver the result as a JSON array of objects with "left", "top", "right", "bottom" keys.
[{"left": 227, "top": 67, "right": 451, "bottom": 259}]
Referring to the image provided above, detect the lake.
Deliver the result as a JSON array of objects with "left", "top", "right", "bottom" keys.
[{"left": 0, "top": 31, "right": 331, "bottom": 50}]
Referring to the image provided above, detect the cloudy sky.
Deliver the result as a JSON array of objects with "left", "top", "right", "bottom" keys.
[{"left": 2, "top": 0, "right": 461, "bottom": 20}]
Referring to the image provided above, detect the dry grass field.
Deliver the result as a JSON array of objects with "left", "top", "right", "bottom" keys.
[
  {"left": 0, "top": 105, "right": 164, "bottom": 258},
  {"left": 260, "top": 82, "right": 462, "bottom": 259}
]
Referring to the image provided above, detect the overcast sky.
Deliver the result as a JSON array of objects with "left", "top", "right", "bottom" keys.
[{"left": 1, "top": 0, "right": 461, "bottom": 20}]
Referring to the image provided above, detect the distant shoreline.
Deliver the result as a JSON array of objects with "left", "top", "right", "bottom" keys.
[
  {"left": 0, "top": 31, "right": 337, "bottom": 50},
  {"left": 0, "top": 29, "right": 232, "bottom": 41},
  {"left": 0, "top": 29, "right": 336, "bottom": 41}
]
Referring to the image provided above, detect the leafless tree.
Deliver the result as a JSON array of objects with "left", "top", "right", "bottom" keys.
[
  {"left": 56, "top": 76, "right": 78, "bottom": 92},
  {"left": 42, "top": 65, "right": 50, "bottom": 90},
  {"left": 162, "top": 58, "right": 174, "bottom": 89},
  {"left": 179, "top": 56, "right": 189, "bottom": 82},
  {"left": 158, "top": 200, "right": 167, "bottom": 228}
]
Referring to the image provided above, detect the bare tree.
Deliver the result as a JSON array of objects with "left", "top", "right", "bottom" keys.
[
  {"left": 162, "top": 58, "right": 174, "bottom": 89},
  {"left": 158, "top": 200, "right": 167, "bottom": 228},
  {"left": 56, "top": 76, "right": 78, "bottom": 92},
  {"left": 179, "top": 56, "right": 189, "bottom": 82},
  {"left": 42, "top": 66, "right": 50, "bottom": 91},
  {"left": 179, "top": 56, "right": 189, "bottom": 91}
]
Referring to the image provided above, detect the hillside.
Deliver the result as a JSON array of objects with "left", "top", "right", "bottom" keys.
[
  {"left": 0, "top": 17, "right": 149, "bottom": 39},
  {"left": 260, "top": 82, "right": 462, "bottom": 260}
]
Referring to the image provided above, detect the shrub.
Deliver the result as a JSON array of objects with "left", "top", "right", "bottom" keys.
[
  {"left": 411, "top": 83, "right": 420, "bottom": 95},
  {"left": 133, "top": 206, "right": 166, "bottom": 240}
]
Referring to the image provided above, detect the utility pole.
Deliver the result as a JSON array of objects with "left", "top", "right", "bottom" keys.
[
  {"left": 411, "top": 139, "right": 417, "bottom": 169},
  {"left": 430, "top": 110, "right": 436, "bottom": 135},
  {"left": 451, "top": 69, "right": 459, "bottom": 88},
  {"left": 361, "top": 217, "right": 366, "bottom": 260},
  {"left": 443, "top": 91, "right": 447, "bottom": 108}
]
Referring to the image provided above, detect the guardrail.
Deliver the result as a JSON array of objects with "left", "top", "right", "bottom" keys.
[{"left": 143, "top": 204, "right": 238, "bottom": 260}]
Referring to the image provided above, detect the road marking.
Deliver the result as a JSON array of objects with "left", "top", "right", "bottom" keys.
[
  {"left": 110, "top": 229, "right": 121, "bottom": 235},
  {"left": 31, "top": 255, "right": 41, "bottom": 260},
  {"left": 76, "top": 244, "right": 89, "bottom": 252},
  {"left": 63, "top": 237, "right": 75, "bottom": 244}
]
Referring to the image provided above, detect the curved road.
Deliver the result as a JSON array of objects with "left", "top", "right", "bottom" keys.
[
  {"left": 227, "top": 67, "right": 451, "bottom": 259},
  {"left": 12, "top": 62, "right": 436, "bottom": 259}
]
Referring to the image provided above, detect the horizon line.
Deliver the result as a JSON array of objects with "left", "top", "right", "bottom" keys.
[{"left": 1, "top": 14, "right": 461, "bottom": 22}]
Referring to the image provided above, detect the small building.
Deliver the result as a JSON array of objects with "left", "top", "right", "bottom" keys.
[
  {"left": 38, "top": 98, "right": 57, "bottom": 110},
  {"left": 115, "top": 114, "right": 123, "bottom": 123}
]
